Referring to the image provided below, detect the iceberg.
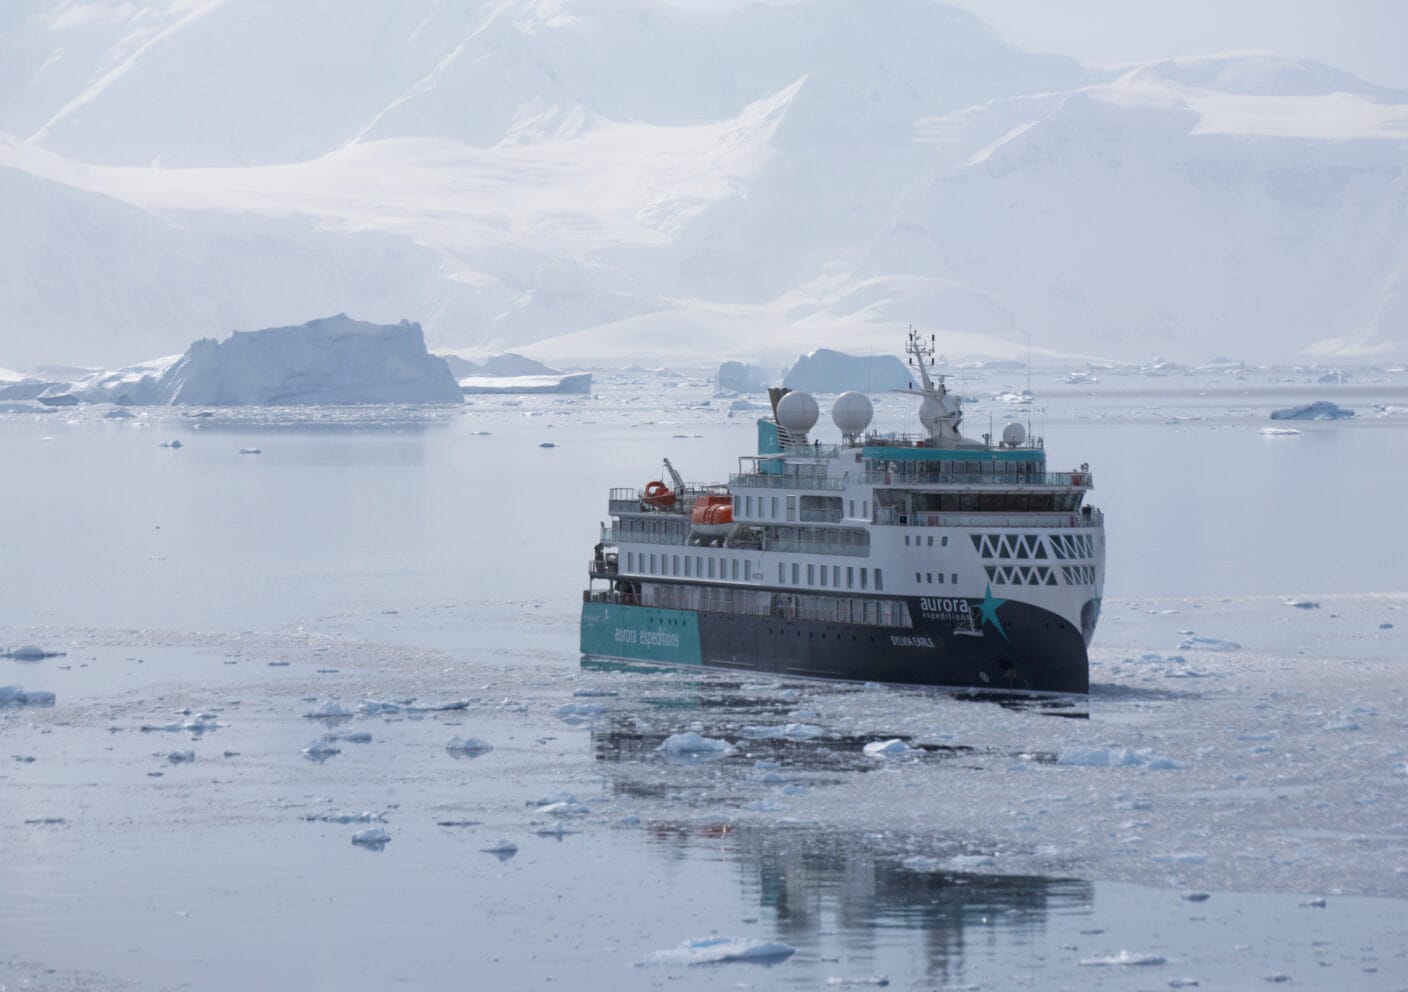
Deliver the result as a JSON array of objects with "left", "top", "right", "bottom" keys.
[
  {"left": 783, "top": 349, "right": 914, "bottom": 393},
  {"left": 69, "top": 315, "right": 463, "bottom": 406},
  {"left": 715, "top": 361, "right": 771, "bottom": 394},
  {"left": 1270, "top": 401, "right": 1354, "bottom": 421},
  {"left": 443, "top": 350, "right": 591, "bottom": 395}
]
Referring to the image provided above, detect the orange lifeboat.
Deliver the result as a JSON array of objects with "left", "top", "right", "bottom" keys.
[
  {"left": 690, "top": 495, "right": 734, "bottom": 537},
  {"left": 641, "top": 480, "right": 676, "bottom": 508}
]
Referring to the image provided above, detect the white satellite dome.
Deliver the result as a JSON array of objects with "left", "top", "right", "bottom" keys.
[
  {"left": 1002, "top": 422, "right": 1027, "bottom": 446},
  {"left": 831, "top": 391, "right": 873, "bottom": 439},
  {"left": 776, "top": 390, "right": 819, "bottom": 435},
  {"left": 918, "top": 395, "right": 945, "bottom": 433}
]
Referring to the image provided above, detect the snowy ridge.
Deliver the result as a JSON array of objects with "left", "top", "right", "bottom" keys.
[{"left": 0, "top": 1, "right": 1405, "bottom": 367}]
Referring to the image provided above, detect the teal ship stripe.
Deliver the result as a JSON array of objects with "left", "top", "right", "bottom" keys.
[{"left": 580, "top": 602, "right": 702, "bottom": 665}]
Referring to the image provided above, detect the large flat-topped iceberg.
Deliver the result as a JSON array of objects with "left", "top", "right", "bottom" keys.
[
  {"left": 88, "top": 315, "right": 463, "bottom": 406},
  {"left": 783, "top": 349, "right": 914, "bottom": 394}
]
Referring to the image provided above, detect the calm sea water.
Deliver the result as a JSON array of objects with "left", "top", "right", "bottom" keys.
[{"left": 2, "top": 374, "right": 1405, "bottom": 990}]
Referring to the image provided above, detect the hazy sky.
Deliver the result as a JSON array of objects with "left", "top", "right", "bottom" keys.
[{"left": 681, "top": 0, "right": 1408, "bottom": 89}]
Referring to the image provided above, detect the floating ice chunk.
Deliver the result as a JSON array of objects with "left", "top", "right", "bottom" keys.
[
  {"left": 537, "top": 800, "right": 590, "bottom": 817},
  {"left": 1270, "top": 401, "right": 1353, "bottom": 420},
  {"left": 659, "top": 732, "right": 734, "bottom": 758},
  {"left": 303, "top": 700, "right": 355, "bottom": 719},
  {"left": 482, "top": 839, "right": 518, "bottom": 860},
  {"left": 3, "top": 645, "right": 64, "bottom": 660},
  {"left": 572, "top": 688, "right": 618, "bottom": 698},
  {"left": 863, "top": 738, "right": 915, "bottom": 759},
  {"left": 824, "top": 977, "right": 890, "bottom": 987},
  {"left": 238, "top": 447, "right": 262, "bottom": 455},
  {"left": 1177, "top": 636, "right": 1241, "bottom": 651},
  {"left": 325, "top": 731, "right": 371, "bottom": 743},
  {"left": 358, "top": 698, "right": 468, "bottom": 715},
  {"left": 947, "top": 854, "right": 997, "bottom": 870},
  {"left": 1079, "top": 950, "right": 1167, "bottom": 966},
  {"left": 301, "top": 738, "right": 341, "bottom": 761},
  {"left": 104, "top": 408, "right": 136, "bottom": 419},
  {"left": 159, "top": 439, "right": 183, "bottom": 448},
  {"left": 902, "top": 854, "right": 994, "bottom": 873},
  {"left": 141, "top": 712, "right": 221, "bottom": 734},
  {"left": 165, "top": 750, "right": 195, "bottom": 764},
  {"left": 0, "top": 686, "right": 56, "bottom": 707},
  {"left": 741, "top": 723, "right": 824, "bottom": 741},
  {"left": 555, "top": 702, "right": 606, "bottom": 722},
  {"left": 1058, "top": 746, "right": 1185, "bottom": 769},
  {"left": 350, "top": 828, "right": 390, "bottom": 850},
  {"left": 1259, "top": 427, "right": 1302, "bottom": 436},
  {"left": 538, "top": 441, "right": 558, "bottom": 448},
  {"left": 1182, "top": 891, "right": 1211, "bottom": 902},
  {"left": 446, "top": 736, "right": 494, "bottom": 756},
  {"left": 1394, "top": 762, "right": 1408, "bottom": 776},
  {"left": 1284, "top": 597, "right": 1319, "bottom": 609},
  {"left": 639, "top": 936, "right": 796, "bottom": 966},
  {"left": 305, "top": 811, "right": 386, "bottom": 824}
]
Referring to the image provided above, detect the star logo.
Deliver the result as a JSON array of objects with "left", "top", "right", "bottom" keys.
[{"left": 977, "top": 584, "right": 1008, "bottom": 641}]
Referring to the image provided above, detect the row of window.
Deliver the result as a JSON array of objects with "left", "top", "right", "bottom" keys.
[
  {"left": 916, "top": 572, "right": 960, "bottom": 585},
  {"left": 905, "top": 534, "right": 950, "bottom": 548},
  {"left": 778, "top": 560, "right": 881, "bottom": 591},
  {"left": 638, "top": 583, "right": 912, "bottom": 628},
  {"left": 625, "top": 550, "right": 753, "bottom": 582},
  {"left": 738, "top": 493, "right": 870, "bottom": 522}
]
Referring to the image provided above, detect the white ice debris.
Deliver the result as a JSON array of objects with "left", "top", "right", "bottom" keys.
[
  {"left": 1284, "top": 597, "right": 1320, "bottom": 609},
  {"left": 1058, "top": 746, "right": 1186, "bottom": 769},
  {"left": 303, "top": 700, "right": 355, "bottom": 719},
  {"left": 555, "top": 702, "right": 606, "bottom": 724},
  {"left": 482, "top": 839, "right": 518, "bottom": 859},
  {"left": 571, "top": 688, "right": 618, "bottom": 698},
  {"left": 305, "top": 811, "right": 386, "bottom": 824},
  {"left": 446, "top": 736, "right": 494, "bottom": 756},
  {"left": 658, "top": 732, "right": 734, "bottom": 757},
  {"left": 741, "top": 723, "right": 824, "bottom": 741},
  {"left": 238, "top": 447, "right": 262, "bottom": 454},
  {"left": 0, "top": 686, "right": 56, "bottom": 707},
  {"left": 863, "top": 738, "right": 915, "bottom": 759},
  {"left": 639, "top": 936, "right": 796, "bottom": 966},
  {"left": 1078, "top": 951, "right": 1167, "bottom": 967},
  {"left": 1177, "top": 635, "right": 1241, "bottom": 651},
  {"left": 358, "top": 698, "right": 468, "bottom": 715},
  {"left": 301, "top": 738, "right": 341, "bottom": 760},
  {"left": 350, "top": 827, "right": 391, "bottom": 850},
  {"left": 902, "top": 854, "right": 995, "bottom": 872},
  {"left": 1260, "top": 427, "right": 1302, "bottom": 436},
  {"left": 165, "top": 750, "right": 196, "bottom": 764}
]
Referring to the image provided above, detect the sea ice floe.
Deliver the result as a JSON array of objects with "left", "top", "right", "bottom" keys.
[
  {"left": 1284, "top": 597, "right": 1320, "bottom": 609},
  {"left": 301, "top": 738, "right": 341, "bottom": 761},
  {"left": 862, "top": 739, "right": 915, "bottom": 759},
  {"left": 358, "top": 698, "right": 469, "bottom": 715},
  {"left": 1259, "top": 427, "right": 1302, "bottom": 436},
  {"left": 446, "top": 736, "right": 494, "bottom": 756},
  {"left": 1058, "top": 747, "right": 1186, "bottom": 769},
  {"left": 1270, "top": 400, "right": 1354, "bottom": 420},
  {"left": 2, "top": 645, "right": 64, "bottom": 660},
  {"left": 303, "top": 700, "right": 355, "bottom": 719},
  {"left": 1078, "top": 950, "right": 1167, "bottom": 967},
  {"left": 571, "top": 688, "right": 618, "bottom": 698},
  {"left": 1176, "top": 635, "right": 1241, "bottom": 651},
  {"left": 554, "top": 702, "right": 606, "bottom": 724},
  {"left": 482, "top": 839, "right": 518, "bottom": 860},
  {"left": 638, "top": 936, "right": 796, "bottom": 966},
  {"left": 740, "top": 723, "right": 824, "bottom": 741},
  {"left": 350, "top": 828, "right": 391, "bottom": 850},
  {"left": 325, "top": 731, "right": 371, "bottom": 743},
  {"left": 141, "top": 712, "right": 221, "bottom": 734},
  {"left": 0, "top": 686, "right": 56, "bottom": 707},
  {"left": 305, "top": 811, "right": 386, "bottom": 824},
  {"left": 238, "top": 447, "right": 261, "bottom": 454},
  {"left": 165, "top": 750, "right": 196, "bottom": 764},
  {"left": 659, "top": 732, "right": 734, "bottom": 758}
]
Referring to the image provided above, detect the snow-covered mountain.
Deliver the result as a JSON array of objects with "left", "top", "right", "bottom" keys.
[{"left": 0, "top": 0, "right": 1403, "bottom": 369}]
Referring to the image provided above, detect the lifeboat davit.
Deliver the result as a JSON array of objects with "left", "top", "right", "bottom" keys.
[
  {"left": 690, "top": 494, "right": 734, "bottom": 538},
  {"left": 641, "top": 480, "right": 676, "bottom": 508}
]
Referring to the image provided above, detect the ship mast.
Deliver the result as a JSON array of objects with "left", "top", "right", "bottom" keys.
[{"left": 900, "top": 325, "right": 967, "bottom": 447}]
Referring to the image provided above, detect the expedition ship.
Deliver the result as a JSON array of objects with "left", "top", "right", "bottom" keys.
[{"left": 581, "top": 330, "right": 1105, "bottom": 694}]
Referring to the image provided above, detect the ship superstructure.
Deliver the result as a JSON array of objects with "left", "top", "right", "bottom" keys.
[{"left": 581, "top": 329, "right": 1105, "bottom": 693}]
